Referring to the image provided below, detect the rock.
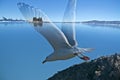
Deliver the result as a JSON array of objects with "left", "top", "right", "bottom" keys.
[{"left": 48, "top": 53, "right": 120, "bottom": 80}]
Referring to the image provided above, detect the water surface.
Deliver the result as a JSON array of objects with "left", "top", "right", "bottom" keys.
[{"left": 0, "top": 22, "right": 120, "bottom": 80}]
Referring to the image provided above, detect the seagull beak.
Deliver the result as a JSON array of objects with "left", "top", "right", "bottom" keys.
[{"left": 42, "top": 60, "right": 46, "bottom": 64}]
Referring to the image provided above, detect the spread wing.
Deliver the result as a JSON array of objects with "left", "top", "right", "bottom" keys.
[
  {"left": 17, "top": 2, "right": 72, "bottom": 50},
  {"left": 61, "top": 0, "right": 77, "bottom": 47}
]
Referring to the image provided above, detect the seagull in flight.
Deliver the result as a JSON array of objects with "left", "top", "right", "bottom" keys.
[{"left": 17, "top": 0, "right": 94, "bottom": 64}]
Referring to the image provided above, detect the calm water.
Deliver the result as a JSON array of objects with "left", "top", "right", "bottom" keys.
[{"left": 0, "top": 22, "right": 120, "bottom": 80}]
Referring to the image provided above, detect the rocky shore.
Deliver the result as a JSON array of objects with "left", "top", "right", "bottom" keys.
[{"left": 48, "top": 53, "right": 120, "bottom": 80}]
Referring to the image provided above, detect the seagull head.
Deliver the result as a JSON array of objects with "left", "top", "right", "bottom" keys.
[
  {"left": 42, "top": 60, "right": 47, "bottom": 64},
  {"left": 42, "top": 53, "right": 57, "bottom": 64},
  {"left": 42, "top": 56, "right": 48, "bottom": 64},
  {"left": 42, "top": 56, "right": 52, "bottom": 64}
]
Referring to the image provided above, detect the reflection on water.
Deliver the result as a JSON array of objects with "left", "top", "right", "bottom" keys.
[
  {"left": 0, "top": 21, "right": 24, "bottom": 26},
  {"left": 33, "top": 22, "right": 43, "bottom": 26},
  {"left": 0, "top": 22, "right": 120, "bottom": 80}
]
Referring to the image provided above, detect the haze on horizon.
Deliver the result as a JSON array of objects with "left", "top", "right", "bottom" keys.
[{"left": 0, "top": 0, "right": 120, "bottom": 21}]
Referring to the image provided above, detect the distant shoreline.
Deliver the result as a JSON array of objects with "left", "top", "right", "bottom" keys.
[
  {"left": 82, "top": 20, "right": 120, "bottom": 26},
  {"left": 0, "top": 20, "right": 25, "bottom": 22},
  {"left": 1, "top": 20, "right": 120, "bottom": 26},
  {"left": 0, "top": 21, "right": 80, "bottom": 23}
]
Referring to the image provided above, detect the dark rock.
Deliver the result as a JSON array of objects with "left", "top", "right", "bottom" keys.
[{"left": 48, "top": 53, "right": 120, "bottom": 80}]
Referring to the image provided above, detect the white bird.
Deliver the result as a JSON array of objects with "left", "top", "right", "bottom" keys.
[{"left": 17, "top": 0, "right": 94, "bottom": 64}]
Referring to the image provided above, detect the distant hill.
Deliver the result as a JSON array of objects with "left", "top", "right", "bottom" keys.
[
  {"left": 48, "top": 53, "right": 120, "bottom": 80},
  {"left": 82, "top": 20, "right": 120, "bottom": 26},
  {"left": 0, "top": 17, "right": 24, "bottom": 21}
]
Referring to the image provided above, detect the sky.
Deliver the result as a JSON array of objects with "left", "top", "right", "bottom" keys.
[{"left": 0, "top": 0, "right": 120, "bottom": 21}]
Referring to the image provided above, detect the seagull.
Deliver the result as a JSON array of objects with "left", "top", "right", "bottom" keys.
[{"left": 17, "top": 0, "right": 94, "bottom": 64}]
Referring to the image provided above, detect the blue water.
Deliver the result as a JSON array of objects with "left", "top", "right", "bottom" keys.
[{"left": 0, "top": 22, "right": 120, "bottom": 80}]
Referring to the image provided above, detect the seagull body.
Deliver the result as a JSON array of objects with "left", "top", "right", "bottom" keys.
[
  {"left": 45, "top": 48, "right": 76, "bottom": 61},
  {"left": 17, "top": 0, "right": 94, "bottom": 64},
  {"left": 34, "top": 23, "right": 77, "bottom": 62}
]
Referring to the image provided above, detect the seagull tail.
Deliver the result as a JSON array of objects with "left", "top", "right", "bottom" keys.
[{"left": 78, "top": 48, "right": 94, "bottom": 53}]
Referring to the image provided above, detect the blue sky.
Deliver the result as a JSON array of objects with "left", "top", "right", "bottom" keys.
[
  {"left": 0, "top": 0, "right": 120, "bottom": 21},
  {"left": 1, "top": 0, "right": 120, "bottom": 80}
]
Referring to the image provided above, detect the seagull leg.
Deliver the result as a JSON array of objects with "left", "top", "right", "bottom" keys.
[{"left": 74, "top": 53, "right": 90, "bottom": 61}]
